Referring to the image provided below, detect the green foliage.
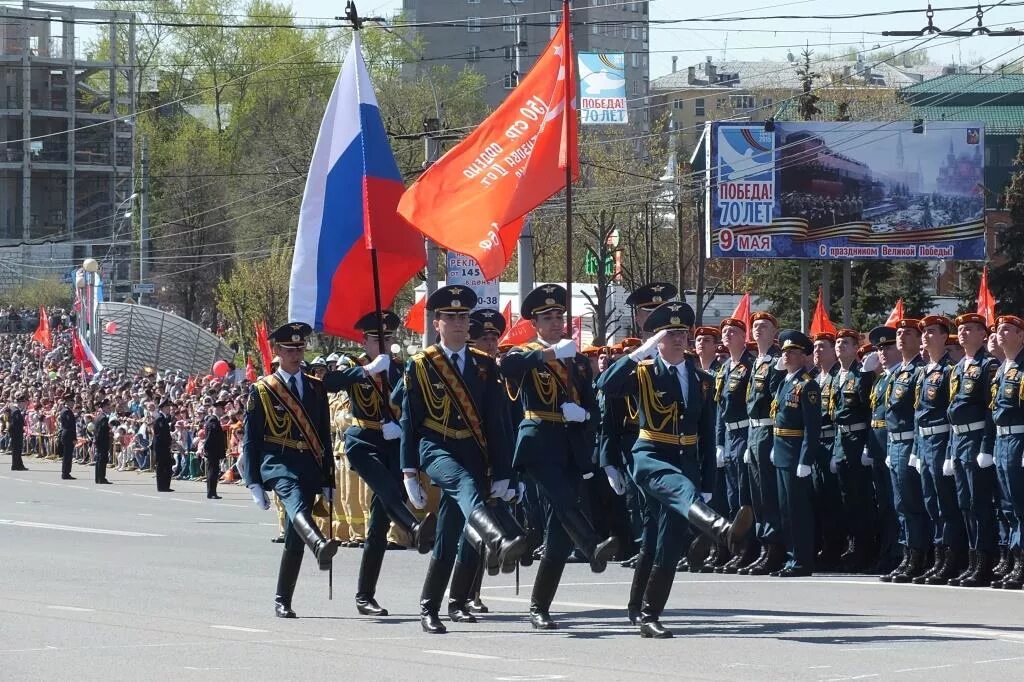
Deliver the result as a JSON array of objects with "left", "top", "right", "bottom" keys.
[
  {"left": 216, "top": 238, "right": 292, "bottom": 353},
  {"left": 0, "top": 278, "right": 74, "bottom": 311},
  {"left": 985, "top": 135, "right": 1024, "bottom": 312}
]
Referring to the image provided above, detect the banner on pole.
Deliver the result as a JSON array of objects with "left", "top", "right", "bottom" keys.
[{"left": 578, "top": 53, "right": 627, "bottom": 125}]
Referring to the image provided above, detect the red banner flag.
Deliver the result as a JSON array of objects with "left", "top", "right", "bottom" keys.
[
  {"left": 884, "top": 299, "right": 905, "bottom": 328},
  {"left": 499, "top": 317, "right": 536, "bottom": 346},
  {"left": 809, "top": 288, "right": 837, "bottom": 337},
  {"left": 186, "top": 375, "right": 196, "bottom": 396},
  {"left": 245, "top": 357, "right": 258, "bottom": 382},
  {"left": 976, "top": 266, "right": 996, "bottom": 327},
  {"left": 404, "top": 296, "right": 426, "bottom": 335},
  {"left": 571, "top": 315, "right": 583, "bottom": 346},
  {"left": 255, "top": 320, "right": 273, "bottom": 375},
  {"left": 501, "top": 300, "right": 513, "bottom": 331},
  {"left": 397, "top": 6, "right": 579, "bottom": 280},
  {"left": 730, "top": 292, "right": 752, "bottom": 342},
  {"left": 31, "top": 305, "right": 52, "bottom": 350}
]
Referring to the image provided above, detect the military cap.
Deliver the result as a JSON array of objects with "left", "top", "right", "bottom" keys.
[
  {"left": 954, "top": 312, "right": 988, "bottom": 329},
  {"left": 355, "top": 310, "right": 401, "bottom": 337},
  {"left": 270, "top": 322, "right": 312, "bottom": 348},
  {"left": 470, "top": 308, "right": 507, "bottom": 337},
  {"left": 521, "top": 284, "right": 567, "bottom": 318},
  {"left": 779, "top": 330, "right": 813, "bottom": 355},
  {"left": 857, "top": 342, "right": 875, "bottom": 357},
  {"left": 868, "top": 326, "right": 898, "bottom": 347},
  {"left": 750, "top": 311, "right": 779, "bottom": 327},
  {"left": 310, "top": 355, "right": 327, "bottom": 367},
  {"left": 643, "top": 301, "right": 696, "bottom": 334},
  {"left": 895, "top": 318, "right": 922, "bottom": 332},
  {"left": 427, "top": 285, "right": 477, "bottom": 313},
  {"left": 921, "top": 315, "right": 954, "bottom": 333},
  {"left": 694, "top": 326, "right": 721, "bottom": 339},
  {"left": 812, "top": 331, "right": 836, "bottom": 343},
  {"left": 836, "top": 328, "right": 860, "bottom": 341},
  {"left": 720, "top": 317, "right": 747, "bottom": 332},
  {"left": 625, "top": 282, "right": 678, "bottom": 310},
  {"left": 997, "top": 315, "right": 1024, "bottom": 332},
  {"left": 581, "top": 345, "right": 603, "bottom": 357}
]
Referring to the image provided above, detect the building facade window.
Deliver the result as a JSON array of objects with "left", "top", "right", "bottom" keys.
[
  {"left": 695, "top": 98, "right": 706, "bottom": 116},
  {"left": 467, "top": 17, "right": 481, "bottom": 32}
]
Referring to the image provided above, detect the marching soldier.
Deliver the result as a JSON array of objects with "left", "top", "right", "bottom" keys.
[
  {"left": 398, "top": 287, "right": 528, "bottom": 634},
  {"left": 502, "top": 284, "right": 619, "bottom": 630},
  {"left": 598, "top": 301, "right": 752, "bottom": 637},
  {"left": 323, "top": 310, "right": 437, "bottom": 618},
  {"left": 771, "top": 331, "right": 821, "bottom": 577},
  {"left": 242, "top": 322, "right": 339, "bottom": 618},
  {"left": 991, "top": 315, "right": 1024, "bottom": 590},
  {"left": 947, "top": 313, "right": 999, "bottom": 587},
  {"left": 866, "top": 327, "right": 901, "bottom": 575},
  {"left": 58, "top": 393, "right": 77, "bottom": 480},
  {"left": 8, "top": 393, "right": 26, "bottom": 471},
  {"left": 693, "top": 325, "right": 728, "bottom": 570}
]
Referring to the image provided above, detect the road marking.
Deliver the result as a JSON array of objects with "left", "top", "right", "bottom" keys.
[
  {"left": 424, "top": 649, "right": 501, "bottom": 660},
  {"left": 210, "top": 625, "right": 269, "bottom": 633},
  {"left": 976, "top": 657, "right": 1024, "bottom": 663},
  {"left": 195, "top": 517, "right": 216, "bottom": 522},
  {"left": 890, "top": 625, "right": 1024, "bottom": 641},
  {"left": 0, "top": 519, "right": 164, "bottom": 537},
  {"left": 494, "top": 676, "right": 565, "bottom": 681},
  {"left": 131, "top": 493, "right": 161, "bottom": 500},
  {"left": 46, "top": 605, "right": 94, "bottom": 612},
  {"left": 893, "top": 665, "right": 954, "bottom": 673},
  {"left": 137, "top": 513, "right": 152, "bottom": 517}
]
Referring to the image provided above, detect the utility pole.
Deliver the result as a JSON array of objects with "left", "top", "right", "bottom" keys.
[
  {"left": 515, "top": 12, "right": 534, "bottom": 306},
  {"left": 139, "top": 135, "right": 150, "bottom": 305},
  {"left": 842, "top": 260, "right": 852, "bottom": 325},
  {"left": 422, "top": 117, "right": 442, "bottom": 346},
  {"left": 800, "top": 261, "right": 810, "bottom": 332},
  {"left": 821, "top": 260, "right": 831, "bottom": 318}
]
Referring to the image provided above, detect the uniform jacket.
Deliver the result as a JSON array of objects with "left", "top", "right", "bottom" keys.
[
  {"left": 993, "top": 348, "right": 1024, "bottom": 427},
  {"left": 885, "top": 356, "right": 923, "bottom": 434},
  {"left": 58, "top": 407, "right": 76, "bottom": 441},
  {"left": 324, "top": 354, "right": 403, "bottom": 456},
  {"left": 772, "top": 370, "right": 822, "bottom": 469},
  {"left": 746, "top": 346, "right": 784, "bottom": 421},
  {"left": 947, "top": 348, "right": 998, "bottom": 455},
  {"left": 8, "top": 407, "right": 23, "bottom": 441},
  {"left": 203, "top": 414, "right": 227, "bottom": 460},
  {"left": 914, "top": 353, "right": 952, "bottom": 429},
  {"left": 94, "top": 413, "right": 111, "bottom": 455},
  {"left": 152, "top": 412, "right": 173, "bottom": 461},
  {"left": 830, "top": 361, "right": 874, "bottom": 455},
  {"left": 715, "top": 350, "right": 755, "bottom": 448},
  {"left": 867, "top": 369, "right": 890, "bottom": 460}
]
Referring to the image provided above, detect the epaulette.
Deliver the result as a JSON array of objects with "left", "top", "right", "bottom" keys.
[
  {"left": 468, "top": 347, "right": 491, "bottom": 358},
  {"left": 411, "top": 352, "right": 426, "bottom": 362},
  {"left": 638, "top": 358, "right": 655, "bottom": 367}
]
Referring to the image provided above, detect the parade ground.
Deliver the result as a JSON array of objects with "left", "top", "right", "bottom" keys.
[{"left": 3, "top": 460, "right": 1023, "bottom": 682}]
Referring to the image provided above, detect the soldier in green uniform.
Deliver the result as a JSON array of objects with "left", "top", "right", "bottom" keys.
[
  {"left": 598, "top": 301, "right": 752, "bottom": 637},
  {"left": 241, "top": 322, "right": 339, "bottom": 618},
  {"left": 502, "top": 284, "right": 619, "bottom": 630}
]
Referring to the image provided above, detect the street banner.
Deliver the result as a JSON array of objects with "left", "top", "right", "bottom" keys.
[{"left": 578, "top": 52, "right": 627, "bottom": 125}]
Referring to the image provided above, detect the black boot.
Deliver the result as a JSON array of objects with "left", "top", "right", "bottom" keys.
[
  {"left": 468, "top": 560, "right": 489, "bottom": 613},
  {"left": 993, "top": 549, "right": 1017, "bottom": 589},
  {"left": 959, "top": 550, "right": 994, "bottom": 587},
  {"left": 948, "top": 549, "right": 978, "bottom": 587},
  {"left": 467, "top": 506, "right": 528, "bottom": 570},
  {"left": 999, "top": 549, "right": 1023, "bottom": 590},
  {"left": 529, "top": 559, "right": 564, "bottom": 630},
  {"left": 686, "top": 501, "right": 754, "bottom": 556},
  {"left": 639, "top": 565, "right": 676, "bottom": 639},
  {"left": 492, "top": 503, "right": 528, "bottom": 574},
  {"left": 913, "top": 544, "right": 946, "bottom": 585},
  {"left": 355, "top": 546, "right": 389, "bottom": 616},
  {"left": 621, "top": 553, "right": 640, "bottom": 569},
  {"left": 420, "top": 558, "right": 450, "bottom": 634},
  {"left": 748, "top": 543, "right": 786, "bottom": 576},
  {"left": 736, "top": 543, "right": 768, "bottom": 575},
  {"left": 447, "top": 559, "right": 479, "bottom": 623},
  {"left": 879, "top": 546, "right": 910, "bottom": 583},
  {"left": 559, "top": 506, "right": 619, "bottom": 573},
  {"left": 926, "top": 547, "right": 965, "bottom": 586},
  {"left": 627, "top": 552, "right": 654, "bottom": 625},
  {"left": 274, "top": 549, "right": 302, "bottom": 618},
  {"left": 390, "top": 501, "right": 437, "bottom": 555},
  {"left": 291, "top": 511, "right": 340, "bottom": 571},
  {"left": 891, "top": 548, "right": 927, "bottom": 583},
  {"left": 992, "top": 546, "right": 1011, "bottom": 578}
]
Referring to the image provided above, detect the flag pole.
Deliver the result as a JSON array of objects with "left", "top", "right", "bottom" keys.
[{"left": 562, "top": 0, "right": 574, "bottom": 333}]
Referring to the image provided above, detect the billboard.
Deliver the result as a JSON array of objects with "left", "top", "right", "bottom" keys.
[
  {"left": 578, "top": 53, "right": 627, "bottom": 125},
  {"left": 446, "top": 252, "right": 499, "bottom": 310},
  {"left": 706, "top": 121, "right": 986, "bottom": 260}
]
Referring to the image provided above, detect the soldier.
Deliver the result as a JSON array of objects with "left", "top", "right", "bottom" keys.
[
  {"left": 323, "top": 310, "right": 437, "bottom": 618},
  {"left": 58, "top": 393, "right": 77, "bottom": 480},
  {"left": 242, "top": 322, "right": 339, "bottom": 618},
  {"left": 811, "top": 331, "right": 845, "bottom": 569},
  {"left": 742, "top": 311, "right": 786, "bottom": 575},
  {"left": 8, "top": 393, "right": 26, "bottom": 471},
  {"left": 153, "top": 397, "right": 175, "bottom": 492},
  {"left": 398, "top": 287, "right": 527, "bottom": 634},
  {"left": 771, "top": 330, "right": 821, "bottom": 577},
  {"left": 991, "top": 315, "right": 1024, "bottom": 590},
  {"left": 204, "top": 399, "right": 227, "bottom": 499},
  {"left": 882, "top": 318, "right": 928, "bottom": 583},
  {"left": 502, "top": 284, "right": 619, "bottom": 630},
  {"left": 598, "top": 302, "right": 752, "bottom": 637},
  {"left": 911, "top": 316, "right": 966, "bottom": 585},
  {"left": 94, "top": 398, "right": 112, "bottom": 485},
  {"left": 947, "top": 313, "right": 999, "bottom": 587},
  {"left": 831, "top": 328, "right": 877, "bottom": 572},
  {"left": 693, "top": 325, "right": 727, "bottom": 571},
  {"left": 866, "top": 327, "right": 901, "bottom": 575}
]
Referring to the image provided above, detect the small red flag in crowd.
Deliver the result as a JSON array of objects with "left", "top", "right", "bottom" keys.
[
  {"left": 884, "top": 299, "right": 905, "bottom": 328},
  {"left": 809, "top": 288, "right": 837, "bottom": 337},
  {"left": 32, "top": 305, "right": 52, "bottom": 349},
  {"left": 977, "top": 265, "right": 996, "bottom": 327}
]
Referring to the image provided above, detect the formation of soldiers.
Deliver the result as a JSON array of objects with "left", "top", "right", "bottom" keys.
[{"left": 240, "top": 283, "right": 1024, "bottom": 640}]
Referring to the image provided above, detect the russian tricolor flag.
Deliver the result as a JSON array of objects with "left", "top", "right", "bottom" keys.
[{"left": 289, "top": 31, "right": 425, "bottom": 340}]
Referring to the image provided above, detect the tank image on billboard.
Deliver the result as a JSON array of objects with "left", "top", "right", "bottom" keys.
[{"left": 705, "top": 121, "right": 986, "bottom": 260}]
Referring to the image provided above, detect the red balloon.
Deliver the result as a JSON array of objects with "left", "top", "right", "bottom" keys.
[
  {"left": 212, "top": 360, "right": 230, "bottom": 378},
  {"left": 104, "top": 321, "right": 118, "bottom": 334}
]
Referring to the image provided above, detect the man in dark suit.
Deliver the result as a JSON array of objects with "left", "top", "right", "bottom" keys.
[
  {"left": 152, "top": 397, "right": 175, "bottom": 492},
  {"left": 9, "top": 393, "right": 27, "bottom": 471},
  {"left": 94, "top": 399, "right": 112, "bottom": 484},
  {"left": 58, "top": 393, "right": 77, "bottom": 479},
  {"left": 204, "top": 400, "right": 227, "bottom": 499},
  {"left": 242, "top": 322, "right": 339, "bottom": 618}
]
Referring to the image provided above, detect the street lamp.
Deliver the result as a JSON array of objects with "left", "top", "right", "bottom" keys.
[
  {"left": 109, "top": 193, "right": 138, "bottom": 302},
  {"left": 80, "top": 257, "right": 102, "bottom": 364}
]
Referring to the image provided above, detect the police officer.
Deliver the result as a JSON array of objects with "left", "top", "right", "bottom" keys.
[
  {"left": 867, "top": 327, "right": 901, "bottom": 576},
  {"left": 771, "top": 330, "right": 821, "bottom": 577},
  {"left": 204, "top": 399, "right": 227, "bottom": 499},
  {"left": 883, "top": 318, "right": 929, "bottom": 583},
  {"left": 153, "top": 397, "right": 175, "bottom": 492},
  {"left": 8, "top": 393, "right": 26, "bottom": 471},
  {"left": 398, "top": 287, "right": 527, "bottom": 634},
  {"left": 242, "top": 322, "right": 339, "bottom": 618},
  {"left": 502, "top": 284, "right": 619, "bottom": 630},
  {"left": 324, "top": 310, "right": 437, "bottom": 618},
  {"left": 599, "top": 302, "right": 752, "bottom": 637},
  {"left": 992, "top": 315, "right": 1024, "bottom": 590},
  {"left": 58, "top": 393, "right": 77, "bottom": 480},
  {"left": 947, "top": 312, "right": 999, "bottom": 587},
  {"left": 93, "top": 398, "right": 113, "bottom": 485}
]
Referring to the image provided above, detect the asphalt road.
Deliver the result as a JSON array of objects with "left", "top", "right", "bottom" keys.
[{"left": 2, "top": 455, "right": 1023, "bottom": 682}]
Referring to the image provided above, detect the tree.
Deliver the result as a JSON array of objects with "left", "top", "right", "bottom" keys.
[
  {"left": 216, "top": 238, "right": 291, "bottom": 355},
  {"left": 982, "top": 135, "right": 1024, "bottom": 312},
  {"left": 795, "top": 47, "right": 821, "bottom": 121}
]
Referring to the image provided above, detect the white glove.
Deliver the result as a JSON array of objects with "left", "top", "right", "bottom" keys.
[
  {"left": 715, "top": 446, "right": 725, "bottom": 468},
  {"left": 769, "top": 449, "right": 776, "bottom": 465},
  {"left": 701, "top": 492, "right": 713, "bottom": 503},
  {"left": 515, "top": 481, "right": 526, "bottom": 503},
  {"left": 775, "top": 357, "right": 786, "bottom": 371},
  {"left": 743, "top": 448, "right": 753, "bottom": 464},
  {"left": 942, "top": 457, "right": 955, "bottom": 476},
  {"left": 502, "top": 486, "right": 516, "bottom": 503},
  {"left": 381, "top": 421, "right": 402, "bottom": 441},
  {"left": 885, "top": 455, "right": 893, "bottom": 470},
  {"left": 490, "top": 478, "right": 510, "bottom": 500},
  {"left": 403, "top": 476, "right": 427, "bottom": 509},
  {"left": 861, "top": 448, "right": 872, "bottom": 466},
  {"left": 604, "top": 465, "right": 626, "bottom": 496},
  {"left": 796, "top": 464, "right": 812, "bottom": 478},
  {"left": 363, "top": 353, "right": 390, "bottom": 376},
  {"left": 560, "top": 402, "right": 588, "bottom": 423},
  {"left": 248, "top": 484, "right": 270, "bottom": 510},
  {"left": 552, "top": 339, "right": 578, "bottom": 360},
  {"left": 322, "top": 486, "right": 334, "bottom": 501},
  {"left": 862, "top": 354, "right": 881, "bottom": 373},
  {"left": 628, "top": 330, "right": 666, "bottom": 362},
  {"left": 977, "top": 452, "right": 995, "bottom": 469},
  {"left": 829, "top": 456, "right": 840, "bottom": 475},
  {"left": 582, "top": 471, "right": 595, "bottom": 480},
  {"left": 908, "top": 454, "right": 920, "bottom": 471}
]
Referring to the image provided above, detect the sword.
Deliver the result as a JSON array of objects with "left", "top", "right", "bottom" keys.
[{"left": 328, "top": 491, "right": 334, "bottom": 601}]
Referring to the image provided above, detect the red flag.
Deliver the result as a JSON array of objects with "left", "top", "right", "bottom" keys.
[
  {"left": 255, "top": 320, "right": 273, "bottom": 375},
  {"left": 730, "top": 292, "right": 752, "bottom": 342},
  {"left": 404, "top": 296, "right": 426, "bottom": 335},
  {"left": 186, "top": 375, "right": 196, "bottom": 396},
  {"left": 976, "top": 265, "right": 996, "bottom": 327},
  {"left": 70, "top": 331, "right": 90, "bottom": 374},
  {"left": 571, "top": 315, "right": 583, "bottom": 346},
  {"left": 884, "top": 299, "right": 905, "bottom": 328},
  {"left": 809, "top": 288, "right": 837, "bottom": 337},
  {"left": 499, "top": 317, "right": 537, "bottom": 346},
  {"left": 501, "top": 300, "right": 513, "bottom": 331},
  {"left": 31, "top": 305, "right": 52, "bottom": 350},
  {"left": 397, "top": 8, "right": 579, "bottom": 280},
  {"left": 245, "top": 357, "right": 258, "bottom": 382}
]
